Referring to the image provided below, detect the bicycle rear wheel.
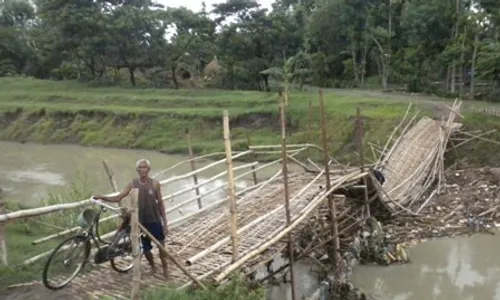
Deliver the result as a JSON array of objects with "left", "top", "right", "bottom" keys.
[
  {"left": 42, "top": 235, "right": 91, "bottom": 290},
  {"left": 109, "top": 229, "right": 135, "bottom": 273}
]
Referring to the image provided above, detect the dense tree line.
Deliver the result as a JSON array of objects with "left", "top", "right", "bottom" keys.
[{"left": 1, "top": 0, "right": 500, "bottom": 99}]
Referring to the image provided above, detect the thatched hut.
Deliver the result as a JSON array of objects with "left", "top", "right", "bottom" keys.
[{"left": 203, "top": 55, "right": 221, "bottom": 80}]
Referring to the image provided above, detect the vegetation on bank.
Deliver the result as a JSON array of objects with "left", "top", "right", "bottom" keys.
[{"left": 0, "top": 78, "right": 427, "bottom": 160}]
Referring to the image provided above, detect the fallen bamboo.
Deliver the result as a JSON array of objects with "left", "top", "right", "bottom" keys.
[
  {"left": 279, "top": 92, "right": 297, "bottom": 300},
  {"left": 214, "top": 173, "right": 358, "bottom": 283},
  {"left": 223, "top": 110, "right": 239, "bottom": 263},
  {"left": 130, "top": 188, "right": 140, "bottom": 300},
  {"left": 186, "top": 129, "right": 202, "bottom": 209},
  {"left": 137, "top": 223, "right": 206, "bottom": 290}
]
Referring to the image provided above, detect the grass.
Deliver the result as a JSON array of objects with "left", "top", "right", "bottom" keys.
[
  {"left": 0, "top": 173, "right": 119, "bottom": 290},
  {"left": 1, "top": 76, "right": 500, "bottom": 165}
]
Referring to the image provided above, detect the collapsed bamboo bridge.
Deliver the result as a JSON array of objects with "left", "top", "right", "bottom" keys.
[{"left": 0, "top": 98, "right": 485, "bottom": 300}]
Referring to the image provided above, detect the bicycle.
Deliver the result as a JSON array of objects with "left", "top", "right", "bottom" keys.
[{"left": 42, "top": 198, "right": 137, "bottom": 290}]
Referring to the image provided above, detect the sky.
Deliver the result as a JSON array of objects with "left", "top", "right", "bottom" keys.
[{"left": 157, "top": 0, "right": 274, "bottom": 13}]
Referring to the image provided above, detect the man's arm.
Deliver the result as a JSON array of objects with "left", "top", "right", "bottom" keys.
[
  {"left": 95, "top": 182, "right": 133, "bottom": 203},
  {"left": 154, "top": 180, "right": 167, "bottom": 229}
]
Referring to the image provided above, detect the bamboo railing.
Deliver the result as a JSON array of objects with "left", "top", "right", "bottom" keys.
[{"left": 0, "top": 139, "right": 324, "bottom": 267}]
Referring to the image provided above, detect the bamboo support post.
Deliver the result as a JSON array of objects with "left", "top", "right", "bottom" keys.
[
  {"left": 186, "top": 129, "right": 202, "bottom": 209},
  {"left": 130, "top": 188, "right": 140, "bottom": 300},
  {"left": 356, "top": 108, "right": 370, "bottom": 218},
  {"left": 246, "top": 132, "right": 258, "bottom": 185},
  {"left": 223, "top": 110, "right": 239, "bottom": 263},
  {"left": 307, "top": 98, "right": 313, "bottom": 159},
  {"left": 137, "top": 223, "right": 206, "bottom": 289},
  {"left": 318, "top": 89, "right": 340, "bottom": 270},
  {"left": 0, "top": 199, "right": 6, "bottom": 266},
  {"left": 279, "top": 92, "right": 297, "bottom": 300}
]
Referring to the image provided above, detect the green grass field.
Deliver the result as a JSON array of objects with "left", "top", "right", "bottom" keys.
[{"left": 1, "top": 76, "right": 500, "bottom": 165}]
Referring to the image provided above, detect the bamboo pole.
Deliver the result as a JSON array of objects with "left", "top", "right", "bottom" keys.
[
  {"left": 186, "top": 129, "right": 202, "bottom": 209},
  {"left": 137, "top": 223, "right": 206, "bottom": 289},
  {"left": 130, "top": 188, "right": 140, "bottom": 300},
  {"left": 246, "top": 132, "right": 258, "bottom": 185},
  {"left": 279, "top": 92, "right": 297, "bottom": 300},
  {"left": 356, "top": 108, "right": 370, "bottom": 218},
  {"left": 307, "top": 98, "right": 313, "bottom": 159},
  {"left": 318, "top": 89, "right": 340, "bottom": 270},
  {"left": 102, "top": 160, "right": 119, "bottom": 192},
  {"left": 223, "top": 110, "right": 239, "bottom": 263},
  {"left": 0, "top": 199, "right": 7, "bottom": 266}
]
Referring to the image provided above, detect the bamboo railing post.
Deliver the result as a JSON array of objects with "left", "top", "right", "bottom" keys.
[
  {"left": 0, "top": 199, "right": 7, "bottom": 266},
  {"left": 318, "top": 89, "right": 340, "bottom": 271},
  {"left": 223, "top": 110, "right": 239, "bottom": 262},
  {"left": 279, "top": 92, "right": 297, "bottom": 300},
  {"left": 102, "top": 159, "right": 122, "bottom": 227},
  {"left": 307, "top": 98, "right": 313, "bottom": 159},
  {"left": 356, "top": 108, "right": 370, "bottom": 218},
  {"left": 137, "top": 223, "right": 206, "bottom": 289},
  {"left": 246, "top": 131, "right": 258, "bottom": 185},
  {"left": 130, "top": 188, "right": 141, "bottom": 300},
  {"left": 186, "top": 129, "right": 202, "bottom": 209}
]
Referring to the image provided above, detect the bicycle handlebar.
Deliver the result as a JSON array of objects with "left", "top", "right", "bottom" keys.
[{"left": 90, "top": 197, "right": 122, "bottom": 212}]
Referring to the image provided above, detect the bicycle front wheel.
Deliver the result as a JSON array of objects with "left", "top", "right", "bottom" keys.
[{"left": 42, "top": 235, "right": 91, "bottom": 290}]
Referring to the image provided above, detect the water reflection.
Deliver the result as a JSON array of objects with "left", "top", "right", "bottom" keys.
[
  {"left": 352, "top": 234, "right": 500, "bottom": 300},
  {"left": 0, "top": 141, "right": 272, "bottom": 207}
]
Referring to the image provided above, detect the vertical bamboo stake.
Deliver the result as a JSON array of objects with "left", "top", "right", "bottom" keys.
[
  {"left": 246, "top": 131, "right": 258, "bottom": 185},
  {"left": 130, "top": 188, "right": 141, "bottom": 300},
  {"left": 307, "top": 98, "right": 313, "bottom": 159},
  {"left": 0, "top": 200, "right": 7, "bottom": 266},
  {"left": 223, "top": 110, "right": 239, "bottom": 263},
  {"left": 102, "top": 160, "right": 122, "bottom": 227},
  {"left": 356, "top": 108, "right": 370, "bottom": 218},
  {"left": 279, "top": 92, "right": 297, "bottom": 300},
  {"left": 186, "top": 129, "right": 202, "bottom": 209},
  {"left": 102, "top": 160, "right": 119, "bottom": 192},
  {"left": 318, "top": 90, "right": 340, "bottom": 270}
]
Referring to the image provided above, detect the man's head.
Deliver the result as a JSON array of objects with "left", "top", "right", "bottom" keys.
[{"left": 136, "top": 159, "right": 151, "bottom": 177}]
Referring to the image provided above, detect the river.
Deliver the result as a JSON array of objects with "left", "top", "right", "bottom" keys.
[
  {"left": 0, "top": 141, "right": 279, "bottom": 208},
  {"left": 352, "top": 233, "right": 500, "bottom": 300},
  {"left": 3, "top": 141, "right": 500, "bottom": 300}
]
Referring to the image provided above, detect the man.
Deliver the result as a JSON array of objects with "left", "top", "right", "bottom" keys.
[{"left": 93, "top": 159, "right": 169, "bottom": 279}]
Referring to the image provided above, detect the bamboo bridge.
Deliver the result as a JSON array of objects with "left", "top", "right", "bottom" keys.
[{"left": 0, "top": 100, "right": 474, "bottom": 300}]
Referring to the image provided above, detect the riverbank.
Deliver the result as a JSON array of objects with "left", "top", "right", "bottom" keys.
[{"left": 3, "top": 77, "right": 499, "bottom": 165}]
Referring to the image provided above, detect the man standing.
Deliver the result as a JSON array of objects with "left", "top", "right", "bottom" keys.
[{"left": 93, "top": 159, "right": 169, "bottom": 279}]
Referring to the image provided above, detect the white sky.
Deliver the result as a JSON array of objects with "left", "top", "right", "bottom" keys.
[{"left": 157, "top": 0, "right": 274, "bottom": 13}]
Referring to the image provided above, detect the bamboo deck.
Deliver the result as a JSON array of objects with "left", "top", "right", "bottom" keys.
[
  {"left": 378, "top": 101, "right": 463, "bottom": 213},
  {"left": 35, "top": 171, "right": 331, "bottom": 299}
]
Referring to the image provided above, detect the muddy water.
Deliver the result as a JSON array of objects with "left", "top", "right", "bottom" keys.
[
  {"left": 0, "top": 141, "right": 279, "bottom": 210},
  {"left": 352, "top": 234, "right": 500, "bottom": 300}
]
